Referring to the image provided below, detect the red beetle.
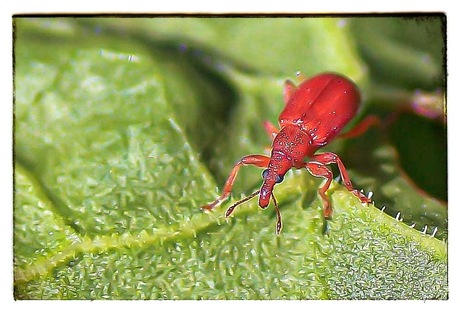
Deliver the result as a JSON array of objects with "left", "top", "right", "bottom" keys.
[{"left": 202, "top": 72, "right": 373, "bottom": 233}]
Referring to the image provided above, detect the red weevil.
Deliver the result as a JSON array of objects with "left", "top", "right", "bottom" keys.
[{"left": 202, "top": 72, "right": 373, "bottom": 234}]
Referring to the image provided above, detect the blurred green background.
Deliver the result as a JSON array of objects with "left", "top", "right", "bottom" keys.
[{"left": 14, "top": 16, "right": 447, "bottom": 299}]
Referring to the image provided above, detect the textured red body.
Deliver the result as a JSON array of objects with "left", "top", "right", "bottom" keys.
[
  {"left": 279, "top": 73, "right": 360, "bottom": 147},
  {"left": 202, "top": 72, "right": 371, "bottom": 233}
]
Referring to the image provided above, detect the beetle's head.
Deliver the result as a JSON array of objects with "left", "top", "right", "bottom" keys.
[{"left": 258, "top": 168, "right": 286, "bottom": 208}]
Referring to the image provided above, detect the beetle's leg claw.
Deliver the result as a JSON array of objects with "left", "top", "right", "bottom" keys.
[{"left": 351, "top": 189, "right": 372, "bottom": 205}]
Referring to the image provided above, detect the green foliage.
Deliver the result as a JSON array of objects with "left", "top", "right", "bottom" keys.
[{"left": 14, "top": 17, "right": 447, "bottom": 299}]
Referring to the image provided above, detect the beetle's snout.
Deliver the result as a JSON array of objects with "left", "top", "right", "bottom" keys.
[{"left": 259, "top": 188, "right": 271, "bottom": 208}]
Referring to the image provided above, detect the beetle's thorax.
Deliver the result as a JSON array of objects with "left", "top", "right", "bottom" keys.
[
  {"left": 258, "top": 125, "right": 315, "bottom": 208},
  {"left": 272, "top": 125, "right": 317, "bottom": 165}
]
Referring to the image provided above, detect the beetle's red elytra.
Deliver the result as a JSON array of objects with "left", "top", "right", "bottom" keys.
[{"left": 202, "top": 72, "right": 372, "bottom": 234}]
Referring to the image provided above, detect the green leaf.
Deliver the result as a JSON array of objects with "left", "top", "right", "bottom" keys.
[{"left": 14, "top": 17, "right": 447, "bottom": 300}]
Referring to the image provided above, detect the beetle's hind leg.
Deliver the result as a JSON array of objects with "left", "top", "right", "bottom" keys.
[{"left": 339, "top": 115, "right": 380, "bottom": 139}]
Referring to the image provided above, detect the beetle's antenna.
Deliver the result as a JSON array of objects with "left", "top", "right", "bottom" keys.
[
  {"left": 271, "top": 194, "right": 282, "bottom": 234},
  {"left": 225, "top": 190, "right": 260, "bottom": 217}
]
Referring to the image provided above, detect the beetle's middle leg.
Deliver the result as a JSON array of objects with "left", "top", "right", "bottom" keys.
[
  {"left": 305, "top": 161, "right": 334, "bottom": 218},
  {"left": 201, "top": 155, "right": 271, "bottom": 211},
  {"left": 263, "top": 121, "right": 279, "bottom": 140}
]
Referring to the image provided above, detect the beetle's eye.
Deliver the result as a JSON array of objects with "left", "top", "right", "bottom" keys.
[
  {"left": 275, "top": 174, "right": 284, "bottom": 184},
  {"left": 262, "top": 169, "right": 284, "bottom": 183},
  {"left": 262, "top": 169, "right": 269, "bottom": 179}
]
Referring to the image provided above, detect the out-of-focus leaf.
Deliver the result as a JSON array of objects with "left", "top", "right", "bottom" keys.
[
  {"left": 346, "top": 16, "right": 447, "bottom": 238},
  {"left": 80, "top": 18, "right": 366, "bottom": 80},
  {"left": 351, "top": 17, "right": 445, "bottom": 90}
]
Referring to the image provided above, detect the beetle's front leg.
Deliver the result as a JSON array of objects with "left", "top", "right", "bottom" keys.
[
  {"left": 201, "top": 155, "right": 271, "bottom": 211},
  {"left": 309, "top": 152, "right": 371, "bottom": 205}
]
